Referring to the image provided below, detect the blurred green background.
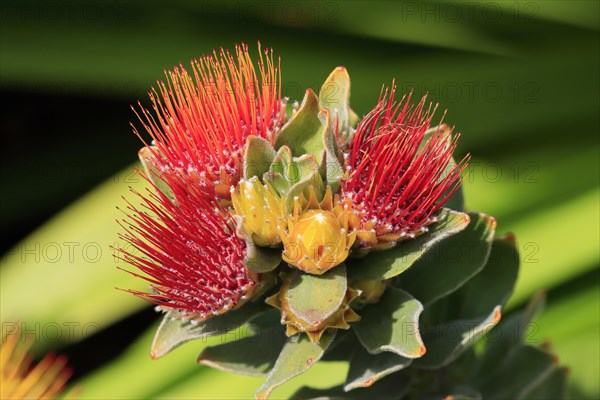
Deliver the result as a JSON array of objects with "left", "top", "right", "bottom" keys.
[{"left": 1, "top": 1, "right": 598, "bottom": 399}]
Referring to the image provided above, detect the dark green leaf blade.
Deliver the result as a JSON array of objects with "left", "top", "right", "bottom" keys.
[
  {"left": 348, "top": 209, "right": 470, "bottom": 280},
  {"left": 454, "top": 235, "right": 520, "bottom": 319},
  {"left": 352, "top": 287, "right": 425, "bottom": 358},
  {"left": 150, "top": 301, "right": 269, "bottom": 359},
  {"left": 396, "top": 212, "right": 496, "bottom": 305},
  {"left": 470, "top": 292, "right": 546, "bottom": 385},
  {"left": 475, "top": 345, "right": 556, "bottom": 400},
  {"left": 256, "top": 329, "right": 336, "bottom": 400},
  {"left": 414, "top": 306, "right": 502, "bottom": 369},
  {"left": 197, "top": 311, "right": 286, "bottom": 376},
  {"left": 520, "top": 365, "right": 568, "bottom": 400},
  {"left": 292, "top": 373, "right": 411, "bottom": 400},
  {"left": 344, "top": 340, "right": 411, "bottom": 392}
]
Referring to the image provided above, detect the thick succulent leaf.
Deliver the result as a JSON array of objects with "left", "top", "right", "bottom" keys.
[
  {"left": 292, "top": 373, "right": 411, "bottom": 400},
  {"left": 285, "top": 155, "right": 324, "bottom": 212},
  {"left": 475, "top": 345, "right": 556, "bottom": 400},
  {"left": 256, "top": 329, "right": 336, "bottom": 400},
  {"left": 396, "top": 212, "right": 496, "bottom": 306},
  {"left": 244, "top": 135, "right": 277, "bottom": 180},
  {"left": 422, "top": 235, "right": 520, "bottom": 326},
  {"left": 520, "top": 365, "right": 568, "bottom": 400},
  {"left": 264, "top": 146, "right": 323, "bottom": 213},
  {"left": 344, "top": 340, "right": 411, "bottom": 392},
  {"left": 451, "top": 236, "right": 520, "bottom": 319},
  {"left": 321, "top": 331, "right": 360, "bottom": 362},
  {"left": 352, "top": 287, "right": 425, "bottom": 358},
  {"left": 318, "top": 66, "right": 352, "bottom": 136},
  {"left": 318, "top": 109, "right": 344, "bottom": 193},
  {"left": 265, "top": 147, "right": 321, "bottom": 194},
  {"left": 138, "top": 146, "right": 174, "bottom": 200},
  {"left": 197, "top": 311, "right": 286, "bottom": 376},
  {"left": 264, "top": 146, "right": 295, "bottom": 193},
  {"left": 244, "top": 240, "right": 282, "bottom": 273},
  {"left": 471, "top": 292, "right": 546, "bottom": 382},
  {"left": 348, "top": 209, "right": 470, "bottom": 280},
  {"left": 287, "top": 265, "right": 347, "bottom": 327},
  {"left": 414, "top": 306, "right": 502, "bottom": 369},
  {"left": 274, "top": 89, "right": 324, "bottom": 160},
  {"left": 150, "top": 301, "right": 269, "bottom": 359}
]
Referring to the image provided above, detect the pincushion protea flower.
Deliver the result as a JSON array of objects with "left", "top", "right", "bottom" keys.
[
  {"left": 1, "top": 327, "right": 72, "bottom": 399},
  {"left": 117, "top": 172, "right": 256, "bottom": 321},
  {"left": 119, "top": 44, "right": 566, "bottom": 400},
  {"left": 340, "top": 85, "right": 470, "bottom": 249},
  {"left": 133, "top": 43, "right": 285, "bottom": 200}
]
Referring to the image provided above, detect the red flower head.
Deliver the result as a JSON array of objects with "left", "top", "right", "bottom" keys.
[
  {"left": 117, "top": 172, "right": 255, "bottom": 321},
  {"left": 1, "top": 326, "right": 72, "bottom": 399},
  {"left": 340, "top": 84, "right": 469, "bottom": 248},
  {"left": 133, "top": 43, "right": 285, "bottom": 200}
]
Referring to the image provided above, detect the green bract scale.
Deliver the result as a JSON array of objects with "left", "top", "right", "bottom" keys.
[{"left": 119, "top": 44, "right": 567, "bottom": 400}]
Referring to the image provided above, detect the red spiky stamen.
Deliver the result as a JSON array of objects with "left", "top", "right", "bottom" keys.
[
  {"left": 132, "top": 43, "right": 285, "bottom": 199},
  {"left": 116, "top": 172, "right": 253, "bottom": 321},
  {"left": 341, "top": 84, "right": 469, "bottom": 245}
]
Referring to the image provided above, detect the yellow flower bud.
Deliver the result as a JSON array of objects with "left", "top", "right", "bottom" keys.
[
  {"left": 280, "top": 210, "right": 354, "bottom": 274},
  {"left": 279, "top": 187, "right": 357, "bottom": 275},
  {"left": 231, "top": 177, "right": 286, "bottom": 247}
]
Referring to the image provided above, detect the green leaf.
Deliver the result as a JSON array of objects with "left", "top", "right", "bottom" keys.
[
  {"left": 520, "top": 366, "right": 568, "bottom": 400},
  {"left": 318, "top": 109, "right": 344, "bottom": 193},
  {"left": 256, "top": 329, "right": 336, "bottom": 400},
  {"left": 414, "top": 306, "right": 502, "bottom": 369},
  {"left": 452, "top": 236, "right": 520, "bottom": 319},
  {"left": 287, "top": 265, "right": 347, "bottom": 327},
  {"left": 345, "top": 339, "right": 411, "bottom": 392},
  {"left": 264, "top": 146, "right": 324, "bottom": 213},
  {"left": 472, "top": 292, "right": 546, "bottom": 382},
  {"left": 347, "top": 209, "right": 470, "bottom": 280},
  {"left": 475, "top": 345, "right": 556, "bottom": 400},
  {"left": 244, "top": 135, "right": 277, "bottom": 180},
  {"left": 272, "top": 88, "right": 343, "bottom": 194},
  {"left": 321, "top": 331, "right": 360, "bottom": 362},
  {"left": 150, "top": 301, "right": 269, "bottom": 359},
  {"left": 197, "top": 311, "right": 286, "bottom": 376},
  {"left": 138, "top": 146, "right": 174, "bottom": 200},
  {"left": 396, "top": 212, "right": 496, "bottom": 306},
  {"left": 292, "top": 373, "right": 411, "bottom": 400},
  {"left": 244, "top": 240, "right": 282, "bottom": 273},
  {"left": 318, "top": 66, "right": 352, "bottom": 138},
  {"left": 352, "top": 287, "right": 425, "bottom": 358},
  {"left": 274, "top": 89, "right": 325, "bottom": 161}
]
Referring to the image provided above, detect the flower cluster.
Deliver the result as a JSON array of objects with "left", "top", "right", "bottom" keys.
[
  {"left": 115, "top": 43, "right": 566, "bottom": 400},
  {"left": 118, "top": 43, "right": 467, "bottom": 335}
]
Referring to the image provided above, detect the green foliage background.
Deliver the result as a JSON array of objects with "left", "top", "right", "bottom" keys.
[{"left": 1, "top": 1, "right": 598, "bottom": 399}]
